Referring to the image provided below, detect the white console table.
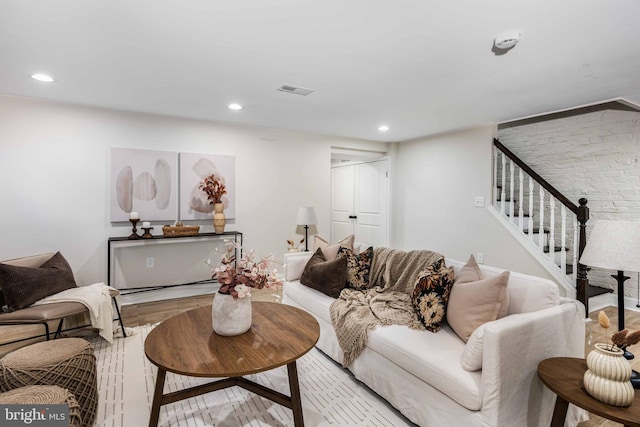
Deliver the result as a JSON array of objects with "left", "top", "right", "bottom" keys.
[{"left": 107, "top": 231, "right": 242, "bottom": 297}]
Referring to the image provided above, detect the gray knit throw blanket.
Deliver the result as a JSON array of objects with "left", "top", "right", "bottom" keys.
[{"left": 329, "top": 247, "right": 443, "bottom": 367}]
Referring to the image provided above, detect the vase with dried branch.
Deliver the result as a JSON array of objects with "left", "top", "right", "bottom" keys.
[
  {"left": 199, "top": 174, "right": 227, "bottom": 233},
  {"left": 582, "top": 311, "right": 635, "bottom": 406}
]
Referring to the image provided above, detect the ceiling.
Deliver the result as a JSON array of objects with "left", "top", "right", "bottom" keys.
[{"left": 1, "top": 0, "right": 640, "bottom": 143}]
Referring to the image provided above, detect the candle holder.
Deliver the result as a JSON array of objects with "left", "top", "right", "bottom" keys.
[
  {"left": 141, "top": 227, "right": 153, "bottom": 239},
  {"left": 128, "top": 218, "right": 140, "bottom": 239}
]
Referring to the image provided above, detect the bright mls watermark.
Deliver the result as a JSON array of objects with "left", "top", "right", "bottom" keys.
[{"left": 1, "top": 405, "right": 68, "bottom": 426}]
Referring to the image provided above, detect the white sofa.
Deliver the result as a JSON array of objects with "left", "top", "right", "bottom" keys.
[{"left": 283, "top": 250, "right": 587, "bottom": 427}]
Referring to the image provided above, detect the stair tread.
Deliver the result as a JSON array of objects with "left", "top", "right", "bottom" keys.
[
  {"left": 587, "top": 284, "right": 614, "bottom": 298},
  {"left": 524, "top": 228, "right": 549, "bottom": 234},
  {"left": 564, "top": 263, "right": 574, "bottom": 275},
  {"left": 543, "top": 245, "right": 569, "bottom": 252}
]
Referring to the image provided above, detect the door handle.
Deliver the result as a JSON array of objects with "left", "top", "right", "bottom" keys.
[{"left": 348, "top": 215, "right": 357, "bottom": 219}]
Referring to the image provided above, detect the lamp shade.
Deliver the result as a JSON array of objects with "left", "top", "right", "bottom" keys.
[
  {"left": 579, "top": 220, "right": 640, "bottom": 272},
  {"left": 296, "top": 206, "right": 317, "bottom": 225}
]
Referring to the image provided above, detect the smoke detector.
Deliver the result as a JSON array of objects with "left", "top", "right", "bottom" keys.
[
  {"left": 494, "top": 31, "right": 521, "bottom": 50},
  {"left": 277, "top": 84, "right": 314, "bottom": 96}
]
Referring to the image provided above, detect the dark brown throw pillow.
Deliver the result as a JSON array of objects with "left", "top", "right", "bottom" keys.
[
  {"left": 337, "top": 246, "right": 374, "bottom": 290},
  {"left": 300, "top": 248, "right": 347, "bottom": 298},
  {"left": 0, "top": 252, "right": 77, "bottom": 311}
]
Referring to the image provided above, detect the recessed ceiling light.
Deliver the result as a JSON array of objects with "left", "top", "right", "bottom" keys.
[
  {"left": 228, "top": 103, "right": 243, "bottom": 110},
  {"left": 30, "top": 73, "right": 55, "bottom": 83},
  {"left": 378, "top": 125, "right": 390, "bottom": 132}
]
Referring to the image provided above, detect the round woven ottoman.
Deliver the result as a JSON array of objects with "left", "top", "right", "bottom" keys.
[
  {"left": 0, "top": 338, "right": 97, "bottom": 427},
  {"left": 0, "top": 384, "right": 82, "bottom": 427}
]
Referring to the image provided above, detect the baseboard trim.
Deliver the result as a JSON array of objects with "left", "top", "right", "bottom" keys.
[{"left": 588, "top": 293, "right": 640, "bottom": 315}]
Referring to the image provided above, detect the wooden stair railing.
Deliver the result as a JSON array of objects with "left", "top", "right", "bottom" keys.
[{"left": 493, "top": 138, "right": 591, "bottom": 313}]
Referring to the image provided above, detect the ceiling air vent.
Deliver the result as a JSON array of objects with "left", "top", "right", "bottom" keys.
[{"left": 277, "top": 84, "right": 314, "bottom": 96}]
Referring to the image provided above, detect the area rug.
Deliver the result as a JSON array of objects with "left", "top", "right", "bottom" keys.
[{"left": 89, "top": 324, "right": 414, "bottom": 426}]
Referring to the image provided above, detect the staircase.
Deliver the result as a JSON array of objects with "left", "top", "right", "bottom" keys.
[{"left": 492, "top": 139, "right": 606, "bottom": 313}]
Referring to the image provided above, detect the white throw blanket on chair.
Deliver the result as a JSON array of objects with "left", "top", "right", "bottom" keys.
[{"left": 34, "top": 283, "right": 120, "bottom": 344}]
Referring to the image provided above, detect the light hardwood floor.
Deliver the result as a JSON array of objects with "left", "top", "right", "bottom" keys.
[
  {"left": 1, "top": 293, "right": 637, "bottom": 426},
  {"left": 119, "top": 287, "right": 282, "bottom": 326}
]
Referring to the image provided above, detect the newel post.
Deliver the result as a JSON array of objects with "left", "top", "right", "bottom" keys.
[{"left": 576, "top": 198, "right": 590, "bottom": 315}]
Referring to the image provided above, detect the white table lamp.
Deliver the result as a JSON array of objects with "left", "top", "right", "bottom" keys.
[
  {"left": 579, "top": 220, "right": 640, "bottom": 331},
  {"left": 580, "top": 220, "right": 640, "bottom": 389},
  {"left": 296, "top": 207, "right": 317, "bottom": 251}
]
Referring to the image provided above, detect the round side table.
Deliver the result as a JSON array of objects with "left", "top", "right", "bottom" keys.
[{"left": 538, "top": 357, "right": 640, "bottom": 427}]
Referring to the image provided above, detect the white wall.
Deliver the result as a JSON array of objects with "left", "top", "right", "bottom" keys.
[
  {"left": 393, "top": 125, "right": 557, "bottom": 281},
  {"left": 0, "top": 95, "right": 388, "bottom": 287}
]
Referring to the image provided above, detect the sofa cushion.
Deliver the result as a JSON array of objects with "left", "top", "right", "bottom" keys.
[
  {"left": 284, "top": 279, "right": 336, "bottom": 325},
  {"left": 0, "top": 252, "right": 77, "bottom": 311},
  {"left": 314, "top": 234, "right": 355, "bottom": 261},
  {"left": 337, "top": 246, "right": 373, "bottom": 290},
  {"left": 447, "top": 270, "right": 510, "bottom": 342},
  {"left": 411, "top": 259, "right": 454, "bottom": 332},
  {"left": 367, "top": 324, "right": 482, "bottom": 410},
  {"left": 503, "top": 272, "right": 559, "bottom": 315},
  {"left": 300, "top": 248, "right": 347, "bottom": 298}
]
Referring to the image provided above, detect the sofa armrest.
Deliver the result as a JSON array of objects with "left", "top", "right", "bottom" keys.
[
  {"left": 283, "top": 252, "right": 313, "bottom": 281},
  {"left": 479, "top": 300, "right": 585, "bottom": 426}
]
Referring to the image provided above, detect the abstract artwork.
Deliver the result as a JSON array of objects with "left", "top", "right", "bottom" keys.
[
  {"left": 179, "top": 152, "right": 235, "bottom": 220},
  {"left": 110, "top": 148, "right": 178, "bottom": 222}
]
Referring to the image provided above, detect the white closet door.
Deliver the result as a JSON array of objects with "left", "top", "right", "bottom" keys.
[
  {"left": 354, "top": 160, "right": 388, "bottom": 247},
  {"left": 331, "top": 165, "right": 355, "bottom": 243},
  {"left": 331, "top": 159, "right": 388, "bottom": 248}
]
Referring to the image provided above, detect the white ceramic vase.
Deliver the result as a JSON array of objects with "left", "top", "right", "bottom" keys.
[
  {"left": 583, "top": 343, "right": 634, "bottom": 407},
  {"left": 212, "top": 292, "right": 252, "bottom": 336}
]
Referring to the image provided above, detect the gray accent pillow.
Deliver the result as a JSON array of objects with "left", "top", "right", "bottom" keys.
[
  {"left": 0, "top": 252, "right": 77, "bottom": 311},
  {"left": 300, "top": 248, "right": 347, "bottom": 298}
]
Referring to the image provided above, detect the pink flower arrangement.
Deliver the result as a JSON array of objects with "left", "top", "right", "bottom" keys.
[
  {"left": 211, "top": 240, "right": 282, "bottom": 298},
  {"left": 199, "top": 174, "right": 227, "bottom": 204}
]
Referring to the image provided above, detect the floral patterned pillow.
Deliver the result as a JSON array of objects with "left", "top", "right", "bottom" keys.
[
  {"left": 411, "top": 258, "right": 455, "bottom": 332},
  {"left": 337, "top": 246, "right": 374, "bottom": 290}
]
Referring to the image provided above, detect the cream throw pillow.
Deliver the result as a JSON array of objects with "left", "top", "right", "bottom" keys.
[
  {"left": 313, "top": 234, "right": 355, "bottom": 260},
  {"left": 455, "top": 255, "right": 509, "bottom": 319},
  {"left": 446, "top": 270, "right": 510, "bottom": 342},
  {"left": 455, "top": 254, "right": 482, "bottom": 284}
]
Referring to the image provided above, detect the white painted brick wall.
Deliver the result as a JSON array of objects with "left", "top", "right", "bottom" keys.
[{"left": 498, "top": 109, "right": 640, "bottom": 299}]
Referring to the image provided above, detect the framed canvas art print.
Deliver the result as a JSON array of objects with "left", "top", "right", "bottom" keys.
[
  {"left": 110, "top": 148, "right": 178, "bottom": 222},
  {"left": 179, "top": 152, "right": 236, "bottom": 220}
]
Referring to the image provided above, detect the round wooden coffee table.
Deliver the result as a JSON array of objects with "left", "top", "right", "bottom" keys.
[
  {"left": 538, "top": 357, "right": 640, "bottom": 427},
  {"left": 144, "top": 301, "right": 320, "bottom": 427}
]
